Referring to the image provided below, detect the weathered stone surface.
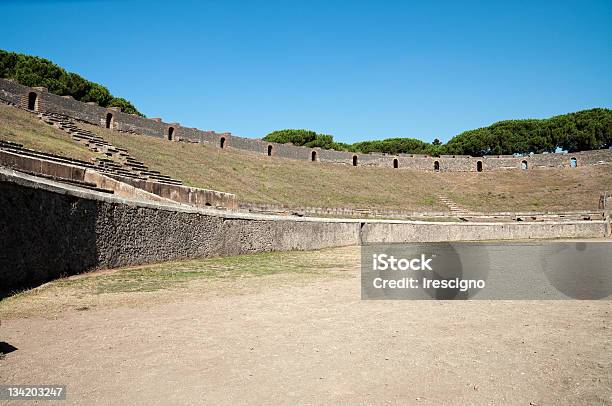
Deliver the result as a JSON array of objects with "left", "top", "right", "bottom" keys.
[
  {"left": 2, "top": 78, "right": 611, "bottom": 172},
  {"left": 361, "top": 221, "right": 607, "bottom": 243},
  {"left": 0, "top": 147, "right": 237, "bottom": 209},
  {"left": 0, "top": 169, "right": 607, "bottom": 291},
  {"left": 0, "top": 170, "right": 360, "bottom": 290}
]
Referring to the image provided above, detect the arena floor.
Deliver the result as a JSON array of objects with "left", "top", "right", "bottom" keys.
[{"left": 0, "top": 246, "right": 610, "bottom": 405}]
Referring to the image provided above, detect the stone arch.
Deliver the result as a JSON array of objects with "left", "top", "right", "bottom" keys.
[
  {"left": 521, "top": 160, "right": 528, "bottom": 170},
  {"left": 311, "top": 150, "right": 317, "bottom": 161},
  {"left": 393, "top": 158, "right": 399, "bottom": 169},
  {"left": 267, "top": 145, "right": 273, "bottom": 156},
  {"left": 168, "top": 127, "right": 175, "bottom": 141},
  {"left": 434, "top": 160, "right": 440, "bottom": 171},
  {"left": 352, "top": 155, "right": 358, "bottom": 166},
  {"left": 220, "top": 137, "right": 226, "bottom": 149},
  {"left": 570, "top": 157, "right": 577, "bottom": 168},
  {"left": 27, "top": 92, "right": 38, "bottom": 111},
  {"left": 105, "top": 112, "right": 113, "bottom": 129},
  {"left": 477, "top": 161, "right": 483, "bottom": 172}
]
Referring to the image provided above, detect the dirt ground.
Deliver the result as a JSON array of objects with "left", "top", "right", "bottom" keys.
[{"left": 0, "top": 246, "right": 610, "bottom": 405}]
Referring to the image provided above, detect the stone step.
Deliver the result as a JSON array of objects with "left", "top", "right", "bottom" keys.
[
  {"left": 126, "top": 165, "right": 148, "bottom": 171},
  {"left": 35, "top": 111, "right": 187, "bottom": 190},
  {"left": 157, "top": 179, "right": 184, "bottom": 185},
  {"left": 0, "top": 139, "right": 24, "bottom": 148},
  {"left": 17, "top": 169, "right": 105, "bottom": 190},
  {"left": 1, "top": 145, "right": 96, "bottom": 168}
]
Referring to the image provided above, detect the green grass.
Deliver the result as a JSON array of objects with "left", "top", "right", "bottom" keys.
[
  {"left": 7, "top": 249, "right": 351, "bottom": 298},
  {"left": 62, "top": 251, "right": 333, "bottom": 294},
  {"left": 0, "top": 247, "right": 357, "bottom": 317},
  {"left": 420, "top": 196, "right": 437, "bottom": 206}
]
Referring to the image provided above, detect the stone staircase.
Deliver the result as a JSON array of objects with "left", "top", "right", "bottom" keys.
[
  {"left": 1, "top": 139, "right": 97, "bottom": 169},
  {"left": 0, "top": 139, "right": 115, "bottom": 194},
  {"left": 436, "top": 193, "right": 469, "bottom": 216},
  {"left": 38, "top": 112, "right": 183, "bottom": 186}
]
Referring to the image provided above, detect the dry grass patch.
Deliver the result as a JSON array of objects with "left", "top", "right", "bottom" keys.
[
  {"left": 82, "top": 122, "right": 612, "bottom": 212},
  {"left": 0, "top": 247, "right": 358, "bottom": 319},
  {"left": 442, "top": 166, "right": 612, "bottom": 211},
  {"left": 0, "top": 104, "right": 97, "bottom": 162},
  {"left": 1, "top": 104, "right": 610, "bottom": 212},
  {"left": 81, "top": 121, "right": 449, "bottom": 211}
]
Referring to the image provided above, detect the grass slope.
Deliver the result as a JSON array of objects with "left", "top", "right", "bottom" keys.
[
  {"left": 80, "top": 121, "right": 446, "bottom": 211},
  {"left": 1, "top": 104, "right": 610, "bottom": 212},
  {"left": 0, "top": 104, "right": 97, "bottom": 162},
  {"left": 83, "top": 121, "right": 612, "bottom": 212},
  {"left": 443, "top": 168, "right": 612, "bottom": 212}
]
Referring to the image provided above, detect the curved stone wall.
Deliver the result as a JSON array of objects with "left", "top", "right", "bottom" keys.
[
  {"left": 1, "top": 168, "right": 608, "bottom": 291},
  {"left": 2, "top": 78, "right": 611, "bottom": 172}
]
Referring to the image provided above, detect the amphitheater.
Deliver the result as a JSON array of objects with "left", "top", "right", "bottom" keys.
[
  {"left": 1, "top": 77, "right": 612, "bottom": 404},
  {"left": 1, "top": 77, "right": 611, "bottom": 290}
]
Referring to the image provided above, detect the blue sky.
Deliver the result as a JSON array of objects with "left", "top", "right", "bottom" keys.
[{"left": 1, "top": 0, "right": 611, "bottom": 143}]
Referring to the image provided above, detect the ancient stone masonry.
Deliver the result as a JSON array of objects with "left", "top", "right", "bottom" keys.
[
  {"left": 0, "top": 139, "right": 237, "bottom": 209},
  {"left": 0, "top": 168, "right": 608, "bottom": 291},
  {"left": 239, "top": 202, "right": 602, "bottom": 221},
  {"left": 435, "top": 193, "right": 469, "bottom": 216},
  {"left": 38, "top": 112, "right": 184, "bottom": 185},
  {"left": 2, "top": 78, "right": 612, "bottom": 171}
]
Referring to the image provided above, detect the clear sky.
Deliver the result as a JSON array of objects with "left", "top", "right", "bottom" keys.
[{"left": 1, "top": 0, "right": 611, "bottom": 143}]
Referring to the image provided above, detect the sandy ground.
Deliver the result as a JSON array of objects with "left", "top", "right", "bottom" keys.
[{"left": 0, "top": 249, "right": 611, "bottom": 405}]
